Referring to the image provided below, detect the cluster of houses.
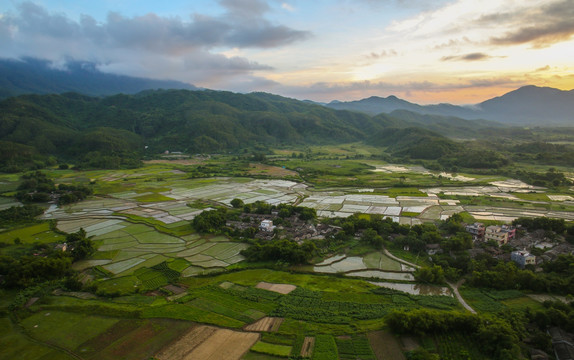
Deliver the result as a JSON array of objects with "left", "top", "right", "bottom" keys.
[
  {"left": 465, "top": 223, "right": 517, "bottom": 245},
  {"left": 466, "top": 222, "right": 536, "bottom": 268},
  {"left": 226, "top": 213, "right": 338, "bottom": 242}
]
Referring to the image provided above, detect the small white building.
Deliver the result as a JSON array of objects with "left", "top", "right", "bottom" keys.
[
  {"left": 259, "top": 220, "right": 276, "bottom": 232},
  {"left": 511, "top": 250, "right": 536, "bottom": 268}
]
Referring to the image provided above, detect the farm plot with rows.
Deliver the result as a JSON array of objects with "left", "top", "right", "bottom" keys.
[{"left": 155, "top": 325, "right": 260, "bottom": 360}]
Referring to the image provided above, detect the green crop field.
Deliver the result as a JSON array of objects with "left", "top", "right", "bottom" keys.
[
  {"left": 21, "top": 311, "right": 119, "bottom": 350},
  {"left": 251, "top": 341, "right": 293, "bottom": 357},
  {"left": 0, "top": 223, "right": 65, "bottom": 244}
]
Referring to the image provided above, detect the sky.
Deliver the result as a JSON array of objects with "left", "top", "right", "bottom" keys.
[{"left": 1, "top": 0, "right": 573, "bottom": 104}]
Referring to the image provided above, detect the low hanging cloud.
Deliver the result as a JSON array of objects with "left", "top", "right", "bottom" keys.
[
  {"left": 0, "top": 1, "right": 310, "bottom": 88},
  {"left": 441, "top": 52, "right": 491, "bottom": 61}
]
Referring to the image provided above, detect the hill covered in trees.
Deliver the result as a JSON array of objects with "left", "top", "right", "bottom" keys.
[
  {"left": 0, "top": 89, "right": 390, "bottom": 170},
  {"left": 2, "top": 88, "right": 573, "bottom": 176}
]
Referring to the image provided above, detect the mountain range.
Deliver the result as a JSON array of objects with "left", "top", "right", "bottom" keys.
[
  {"left": 326, "top": 86, "right": 574, "bottom": 126},
  {"left": 0, "top": 58, "right": 197, "bottom": 100},
  {"left": 0, "top": 57, "right": 572, "bottom": 126}
]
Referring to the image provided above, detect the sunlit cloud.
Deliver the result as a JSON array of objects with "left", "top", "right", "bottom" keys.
[{"left": 0, "top": 0, "right": 572, "bottom": 103}]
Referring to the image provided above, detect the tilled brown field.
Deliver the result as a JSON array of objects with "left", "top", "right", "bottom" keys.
[
  {"left": 255, "top": 281, "right": 297, "bottom": 294},
  {"left": 156, "top": 325, "right": 259, "bottom": 360},
  {"left": 300, "top": 336, "right": 315, "bottom": 357},
  {"left": 244, "top": 317, "right": 284, "bottom": 332},
  {"left": 368, "top": 330, "right": 406, "bottom": 360}
]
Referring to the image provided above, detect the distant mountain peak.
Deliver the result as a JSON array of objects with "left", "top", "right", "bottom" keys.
[{"left": 325, "top": 85, "right": 574, "bottom": 125}]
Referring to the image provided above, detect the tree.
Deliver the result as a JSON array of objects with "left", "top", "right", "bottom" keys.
[
  {"left": 68, "top": 228, "right": 94, "bottom": 261},
  {"left": 192, "top": 209, "right": 227, "bottom": 233},
  {"left": 230, "top": 198, "right": 244, "bottom": 208},
  {"left": 414, "top": 265, "right": 444, "bottom": 284},
  {"left": 361, "top": 228, "right": 383, "bottom": 248}
]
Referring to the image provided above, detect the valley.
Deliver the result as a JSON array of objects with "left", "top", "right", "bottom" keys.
[{"left": 2, "top": 150, "right": 574, "bottom": 360}]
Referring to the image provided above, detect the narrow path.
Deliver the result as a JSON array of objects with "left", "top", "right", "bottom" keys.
[
  {"left": 447, "top": 279, "right": 476, "bottom": 314},
  {"left": 382, "top": 248, "right": 420, "bottom": 269},
  {"left": 383, "top": 248, "right": 476, "bottom": 313}
]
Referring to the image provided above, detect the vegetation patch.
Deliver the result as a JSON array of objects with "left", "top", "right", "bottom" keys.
[{"left": 251, "top": 341, "right": 292, "bottom": 357}]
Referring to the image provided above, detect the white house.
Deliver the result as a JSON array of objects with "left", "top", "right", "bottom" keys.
[
  {"left": 260, "top": 220, "right": 276, "bottom": 232},
  {"left": 511, "top": 250, "right": 536, "bottom": 268}
]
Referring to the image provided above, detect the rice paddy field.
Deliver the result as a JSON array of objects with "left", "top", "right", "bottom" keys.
[
  {"left": 63, "top": 217, "right": 250, "bottom": 291},
  {"left": 309, "top": 252, "right": 417, "bottom": 281},
  {"left": 3, "top": 160, "right": 574, "bottom": 359}
]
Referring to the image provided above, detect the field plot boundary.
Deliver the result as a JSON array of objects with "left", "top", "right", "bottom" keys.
[
  {"left": 156, "top": 325, "right": 259, "bottom": 360},
  {"left": 255, "top": 282, "right": 297, "bottom": 295},
  {"left": 300, "top": 336, "right": 315, "bottom": 357},
  {"left": 244, "top": 317, "right": 284, "bottom": 332}
]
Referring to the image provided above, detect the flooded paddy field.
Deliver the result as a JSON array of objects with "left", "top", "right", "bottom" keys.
[{"left": 34, "top": 162, "right": 574, "bottom": 284}]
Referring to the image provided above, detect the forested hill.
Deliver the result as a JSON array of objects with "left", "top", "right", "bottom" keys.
[{"left": 0, "top": 89, "right": 396, "bottom": 169}]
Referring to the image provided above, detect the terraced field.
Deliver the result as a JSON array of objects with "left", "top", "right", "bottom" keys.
[
  {"left": 312, "top": 252, "right": 414, "bottom": 281},
  {"left": 63, "top": 218, "right": 248, "bottom": 280}
]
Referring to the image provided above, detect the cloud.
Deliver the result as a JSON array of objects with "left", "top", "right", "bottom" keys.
[
  {"left": 535, "top": 65, "right": 550, "bottom": 72},
  {"left": 487, "top": 0, "right": 574, "bottom": 48},
  {"left": 280, "top": 76, "right": 523, "bottom": 98},
  {"left": 366, "top": 49, "right": 397, "bottom": 59},
  {"left": 281, "top": 3, "right": 295, "bottom": 12},
  {"left": 0, "top": 1, "right": 310, "bottom": 90},
  {"left": 441, "top": 52, "right": 491, "bottom": 61},
  {"left": 433, "top": 37, "right": 472, "bottom": 50},
  {"left": 219, "top": 0, "right": 270, "bottom": 18}
]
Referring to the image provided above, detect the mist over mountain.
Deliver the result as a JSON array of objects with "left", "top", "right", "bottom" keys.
[
  {"left": 0, "top": 58, "right": 198, "bottom": 100},
  {"left": 327, "top": 86, "right": 574, "bottom": 126}
]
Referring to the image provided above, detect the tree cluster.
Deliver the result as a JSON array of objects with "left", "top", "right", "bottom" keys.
[
  {"left": 387, "top": 309, "right": 522, "bottom": 359},
  {"left": 240, "top": 239, "right": 317, "bottom": 264}
]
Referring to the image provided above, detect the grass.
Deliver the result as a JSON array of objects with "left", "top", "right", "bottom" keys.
[
  {"left": 385, "top": 248, "right": 429, "bottom": 267},
  {"left": 0, "top": 223, "right": 65, "bottom": 245},
  {"left": 458, "top": 288, "right": 530, "bottom": 313},
  {"left": 20, "top": 311, "right": 119, "bottom": 350},
  {"left": 251, "top": 341, "right": 293, "bottom": 357},
  {"left": 0, "top": 316, "right": 76, "bottom": 360},
  {"left": 312, "top": 334, "right": 338, "bottom": 360},
  {"left": 379, "top": 187, "right": 427, "bottom": 197},
  {"left": 141, "top": 304, "right": 245, "bottom": 328},
  {"left": 180, "top": 269, "right": 379, "bottom": 294},
  {"left": 400, "top": 211, "right": 421, "bottom": 217}
]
